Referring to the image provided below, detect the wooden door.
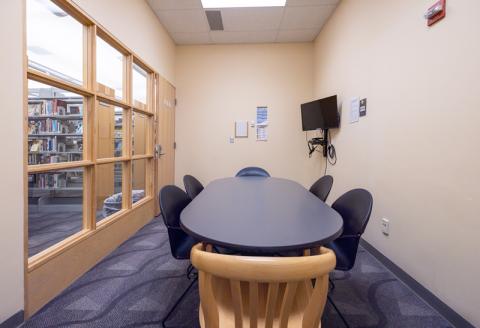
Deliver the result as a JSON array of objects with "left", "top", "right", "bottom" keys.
[{"left": 155, "top": 76, "right": 176, "bottom": 214}]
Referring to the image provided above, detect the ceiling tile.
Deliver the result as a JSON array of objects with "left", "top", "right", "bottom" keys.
[
  {"left": 221, "top": 7, "right": 284, "bottom": 31},
  {"left": 147, "top": 0, "right": 202, "bottom": 11},
  {"left": 210, "top": 30, "right": 278, "bottom": 44},
  {"left": 276, "top": 28, "right": 319, "bottom": 42},
  {"left": 156, "top": 9, "right": 210, "bottom": 33},
  {"left": 172, "top": 32, "right": 211, "bottom": 45},
  {"left": 280, "top": 5, "right": 336, "bottom": 30},
  {"left": 149, "top": 0, "right": 340, "bottom": 44},
  {"left": 286, "top": 0, "right": 339, "bottom": 6}
]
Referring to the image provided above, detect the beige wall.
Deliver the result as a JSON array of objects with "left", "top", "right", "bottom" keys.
[
  {"left": 175, "top": 43, "right": 325, "bottom": 187},
  {"left": 73, "top": 0, "right": 176, "bottom": 83},
  {"left": 313, "top": 0, "right": 480, "bottom": 325},
  {"left": 0, "top": 0, "right": 25, "bottom": 323}
]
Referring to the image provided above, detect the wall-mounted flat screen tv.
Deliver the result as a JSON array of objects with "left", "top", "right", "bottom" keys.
[{"left": 301, "top": 95, "right": 339, "bottom": 131}]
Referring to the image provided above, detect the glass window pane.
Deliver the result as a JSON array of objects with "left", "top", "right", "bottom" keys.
[
  {"left": 96, "top": 37, "right": 124, "bottom": 99},
  {"left": 27, "top": 0, "right": 83, "bottom": 85},
  {"left": 28, "top": 168, "right": 84, "bottom": 257},
  {"left": 96, "top": 162, "right": 123, "bottom": 221},
  {"left": 132, "top": 112, "right": 147, "bottom": 155},
  {"left": 132, "top": 159, "right": 146, "bottom": 204},
  {"left": 97, "top": 104, "right": 123, "bottom": 159},
  {"left": 132, "top": 64, "right": 147, "bottom": 105},
  {"left": 28, "top": 80, "right": 84, "bottom": 165}
]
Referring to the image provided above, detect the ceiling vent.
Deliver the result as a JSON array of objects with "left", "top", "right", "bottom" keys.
[{"left": 205, "top": 10, "right": 224, "bottom": 31}]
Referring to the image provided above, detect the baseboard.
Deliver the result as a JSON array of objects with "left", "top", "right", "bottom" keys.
[
  {"left": 0, "top": 311, "right": 24, "bottom": 328},
  {"left": 360, "top": 239, "right": 474, "bottom": 328}
]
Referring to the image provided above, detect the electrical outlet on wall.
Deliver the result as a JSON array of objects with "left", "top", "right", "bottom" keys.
[{"left": 381, "top": 218, "right": 390, "bottom": 236}]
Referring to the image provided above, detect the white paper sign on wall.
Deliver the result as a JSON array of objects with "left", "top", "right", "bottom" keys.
[
  {"left": 350, "top": 97, "right": 360, "bottom": 124},
  {"left": 235, "top": 121, "right": 248, "bottom": 138},
  {"left": 256, "top": 106, "right": 268, "bottom": 141}
]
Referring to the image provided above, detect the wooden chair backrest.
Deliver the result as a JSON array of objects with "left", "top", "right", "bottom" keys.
[{"left": 191, "top": 244, "right": 336, "bottom": 328}]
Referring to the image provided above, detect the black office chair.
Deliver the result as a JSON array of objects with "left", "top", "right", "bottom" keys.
[
  {"left": 326, "top": 188, "right": 373, "bottom": 328},
  {"left": 309, "top": 175, "right": 334, "bottom": 202},
  {"left": 183, "top": 175, "right": 204, "bottom": 200},
  {"left": 235, "top": 166, "right": 270, "bottom": 177},
  {"left": 159, "top": 185, "right": 197, "bottom": 327}
]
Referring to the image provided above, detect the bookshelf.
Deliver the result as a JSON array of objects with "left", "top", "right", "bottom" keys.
[
  {"left": 28, "top": 169, "right": 83, "bottom": 198},
  {"left": 28, "top": 87, "right": 84, "bottom": 198},
  {"left": 28, "top": 89, "right": 83, "bottom": 166}
]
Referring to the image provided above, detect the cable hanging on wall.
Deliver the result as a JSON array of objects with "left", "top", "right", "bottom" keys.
[{"left": 306, "top": 129, "right": 337, "bottom": 175}]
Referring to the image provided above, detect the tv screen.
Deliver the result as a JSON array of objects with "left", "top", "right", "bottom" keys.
[{"left": 301, "top": 95, "right": 339, "bottom": 131}]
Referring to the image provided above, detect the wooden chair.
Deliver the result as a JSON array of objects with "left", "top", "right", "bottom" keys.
[{"left": 190, "top": 244, "right": 336, "bottom": 328}]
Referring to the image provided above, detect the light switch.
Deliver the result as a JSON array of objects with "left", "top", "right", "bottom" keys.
[{"left": 360, "top": 98, "right": 367, "bottom": 117}]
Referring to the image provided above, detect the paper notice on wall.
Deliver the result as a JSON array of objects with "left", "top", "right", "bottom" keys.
[
  {"left": 256, "top": 106, "right": 268, "bottom": 141},
  {"left": 256, "top": 126, "right": 267, "bottom": 141},
  {"left": 235, "top": 121, "right": 248, "bottom": 138},
  {"left": 350, "top": 97, "right": 360, "bottom": 124}
]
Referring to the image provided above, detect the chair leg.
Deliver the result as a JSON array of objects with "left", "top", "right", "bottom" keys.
[
  {"left": 327, "top": 295, "right": 350, "bottom": 328},
  {"left": 329, "top": 277, "right": 336, "bottom": 291},
  {"left": 162, "top": 276, "right": 197, "bottom": 328},
  {"left": 186, "top": 264, "right": 193, "bottom": 278},
  {"left": 187, "top": 264, "right": 198, "bottom": 280}
]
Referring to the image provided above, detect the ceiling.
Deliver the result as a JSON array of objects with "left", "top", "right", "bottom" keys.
[{"left": 147, "top": 0, "right": 340, "bottom": 45}]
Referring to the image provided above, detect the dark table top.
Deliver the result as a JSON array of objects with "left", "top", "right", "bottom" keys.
[{"left": 180, "top": 176, "right": 343, "bottom": 252}]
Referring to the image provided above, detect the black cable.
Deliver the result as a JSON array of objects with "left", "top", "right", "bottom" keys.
[
  {"left": 306, "top": 131, "right": 319, "bottom": 158},
  {"left": 327, "top": 130, "right": 337, "bottom": 165},
  {"left": 306, "top": 130, "right": 337, "bottom": 173},
  {"left": 324, "top": 151, "right": 328, "bottom": 175},
  {"left": 327, "top": 144, "right": 337, "bottom": 165}
]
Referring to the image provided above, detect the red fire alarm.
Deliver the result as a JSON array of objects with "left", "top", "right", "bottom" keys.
[{"left": 425, "top": 0, "right": 446, "bottom": 26}]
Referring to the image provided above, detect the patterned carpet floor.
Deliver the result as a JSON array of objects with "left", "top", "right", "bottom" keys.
[
  {"left": 28, "top": 207, "right": 84, "bottom": 257},
  {"left": 29, "top": 207, "right": 107, "bottom": 257},
  {"left": 23, "top": 216, "right": 452, "bottom": 328}
]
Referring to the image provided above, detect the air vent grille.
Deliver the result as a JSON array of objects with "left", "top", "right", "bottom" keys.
[{"left": 205, "top": 10, "right": 224, "bottom": 31}]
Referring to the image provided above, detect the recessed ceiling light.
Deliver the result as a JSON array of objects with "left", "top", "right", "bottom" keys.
[{"left": 201, "top": 0, "right": 286, "bottom": 9}]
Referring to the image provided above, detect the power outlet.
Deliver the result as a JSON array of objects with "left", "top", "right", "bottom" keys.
[{"left": 381, "top": 218, "right": 390, "bottom": 236}]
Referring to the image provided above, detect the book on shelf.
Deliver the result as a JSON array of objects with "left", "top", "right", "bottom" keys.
[
  {"left": 28, "top": 118, "right": 83, "bottom": 134},
  {"left": 29, "top": 171, "right": 82, "bottom": 190},
  {"left": 67, "top": 103, "right": 82, "bottom": 115},
  {"left": 28, "top": 99, "right": 83, "bottom": 117},
  {"left": 28, "top": 153, "right": 82, "bottom": 165},
  {"left": 30, "top": 172, "right": 67, "bottom": 189},
  {"left": 28, "top": 136, "right": 83, "bottom": 165}
]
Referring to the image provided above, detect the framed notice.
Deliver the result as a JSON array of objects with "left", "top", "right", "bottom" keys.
[
  {"left": 256, "top": 106, "right": 268, "bottom": 141},
  {"left": 235, "top": 121, "right": 248, "bottom": 138}
]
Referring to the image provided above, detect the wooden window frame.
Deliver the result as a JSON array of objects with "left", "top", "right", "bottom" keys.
[{"left": 24, "top": 0, "right": 156, "bottom": 270}]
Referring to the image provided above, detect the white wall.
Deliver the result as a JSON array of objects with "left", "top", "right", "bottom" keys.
[
  {"left": 175, "top": 43, "right": 323, "bottom": 187},
  {"left": 73, "top": 0, "right": 176, "bottom": 84},
  {"left": 313, "top": 0, "right": 480, "bottom": 325},
  {"left": 0, "top": 0, "right": 25, "bottom": 323}
]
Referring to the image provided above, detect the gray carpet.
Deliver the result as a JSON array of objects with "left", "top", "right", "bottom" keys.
[
  {"left": 23, "top": 216, "right": 452, "bottom": 328},
  {"left": 28, "top": 207, "right": 84, "bottom": 257},
  {"left": 28, "top": 207, "right": 107, "bottom": 257}
]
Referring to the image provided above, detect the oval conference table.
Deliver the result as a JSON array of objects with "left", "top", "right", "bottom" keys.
[{"left": 180, "top": 176, "right": 343, "bottom": 253}]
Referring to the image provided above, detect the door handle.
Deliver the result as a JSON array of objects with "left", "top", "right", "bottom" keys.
[{"left": 154, "top": 144, "right": 163, "bottom": 158}]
